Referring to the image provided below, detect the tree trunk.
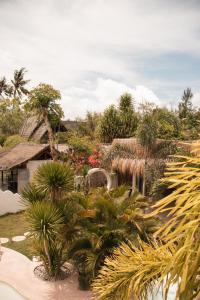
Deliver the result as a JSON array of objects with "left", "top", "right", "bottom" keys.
[{"left": 42, "top": 110, "right": 58, "bottom": 161}]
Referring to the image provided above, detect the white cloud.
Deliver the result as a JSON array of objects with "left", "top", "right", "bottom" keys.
[
  {"left": 192, "top": 92, "right": 200, "bottom": 108},
  {"left": 0, "top": 0, "right": 200, "bottom": 118},
  {"left": 62, "top": 78, "right": 159, "bottom": 119}
]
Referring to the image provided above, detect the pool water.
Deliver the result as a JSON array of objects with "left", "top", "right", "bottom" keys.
[{"left": 0, "top": 282, "right": 26, "bottom": 300}]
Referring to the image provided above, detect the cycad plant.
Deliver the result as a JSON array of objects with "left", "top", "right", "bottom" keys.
[{"left": 93, "top": 143, "right": 200, "bottom": 300}]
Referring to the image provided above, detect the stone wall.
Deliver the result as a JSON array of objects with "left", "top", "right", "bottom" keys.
[{"left": 0, "top": 189, "right": 25, "bottom": 216}]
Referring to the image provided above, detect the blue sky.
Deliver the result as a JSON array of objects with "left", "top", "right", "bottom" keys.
[{"left": 0, "top": 0, "right": 200, "bottom": 118}]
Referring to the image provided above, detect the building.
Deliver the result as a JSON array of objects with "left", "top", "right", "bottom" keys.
[
  {"left": 110, "top": 138, "right": 192, "bottom": 195},
  {"left": 20, "top": 116, "right": 85, "bottom": 142},
  {"left": 0, "top": 143, "right": 68, "bottom": 193}
]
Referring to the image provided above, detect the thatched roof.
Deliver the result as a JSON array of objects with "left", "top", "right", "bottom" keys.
[
  {"left": 112, "top": 138, "right": 151, "bottom": 159},
  {"left": 20, "top": 117, "right": 83, "bottom": 142},
  {"left": 112, "top": 138, "right": 193, "bottom": 158},
  {"left": 111, "top": 138, "right": 194, "bottom": 176},
  {"left": 0, "top": 143, "right": 50, "bottom": 170},
  {"left": 112, "top": 158, "right": 146, "bottom": 176}
]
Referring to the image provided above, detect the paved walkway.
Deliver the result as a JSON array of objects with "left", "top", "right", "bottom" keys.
[{"left": 0, "top": 247, "right": 91, "bottom": 300}]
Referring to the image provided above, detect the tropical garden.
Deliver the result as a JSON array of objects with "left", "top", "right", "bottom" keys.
[{"left": 0, "top": 68, "right": 200, "bottom": 299}]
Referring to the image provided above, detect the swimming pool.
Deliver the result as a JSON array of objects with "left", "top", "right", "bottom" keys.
[{"left": 0, "top": 282, "right": 26, "bottom": 300}]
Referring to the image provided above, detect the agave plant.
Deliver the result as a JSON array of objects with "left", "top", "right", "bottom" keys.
[{"left": 92, "top": 143, "right": 200, "bottom": 300}]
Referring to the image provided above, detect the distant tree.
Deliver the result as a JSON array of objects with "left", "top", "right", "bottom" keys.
[
  {"left": 178, "top": 88, "right": 193, "bottom": 119},
  {"left": 99, "top": 105, "right": 121, "bottom": 143},
  {"left": 137, "top": 114, "right": 157, "bottom": 149},
  {"left": 76, "top": 111, "right": 102, "bottom": 139},
  {"left": 0, "top": 98, "right": 25, "bottom": 140},
  {"left": 11, "top": 68, "right": 29, "bottom": 98},
  {"left": 153, "top": 108, "right": 181, "bottom": 139},
  {"left": 118, "top": 93, "right": 138, "bottom": 138},
  {"left": 0, "top": 77, "right": 12, "bottom": 98},
  {"left": 27, "top": 84, "right": 63, "bottom": 160}
]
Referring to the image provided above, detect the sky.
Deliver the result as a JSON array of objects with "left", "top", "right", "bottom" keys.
[{"left": 0, "top": 0, "right": 200, "bottom": 119}]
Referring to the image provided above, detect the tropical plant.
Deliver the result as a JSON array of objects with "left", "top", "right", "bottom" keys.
[
  {"left": 27, "top": 201, "right": 66, "bottom": 278},
  {"left": 11, "top": 68, "right": 30, "bottom": 98},
  {"left": 137, "top": 114, "right": 157, "bottom": 149},
  {"left": 22, "top": 161, "right": 75, "bottom": 279},
  {"left": 33, "top": 161, "right": 74, "bottom": 203},
  {"left": 0, "top": 77, "right": 12, "bottom": 98},
  {"left": 27, "top": 83, "right": 63, "bottom": 160},
  {"left": 69, "top": 188, "right": 159, "bottom": 289},
  {"left": 178, "top": 87, "right": 193, "bottom": 120},
  {"left": 99, "top": 105, "right": 121, "bottom": 143},
  {"left": 0, "top": 98, "right": 25, "bottom": 139},
  {"left": 93, "top": 142, "right": 200, "bottom": 300},
  {"left": 118, "top": 93, "right": 138, "bottom": 138}
]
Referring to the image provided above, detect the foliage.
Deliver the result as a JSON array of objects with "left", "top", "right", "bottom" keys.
[
  {"left": 118, "top": 93, "right": 138, "bottom": 138},
  {"left": 99, "top": 105, "right": 121, "bottom": 143},
  {"left": 67, "top": 134, "right": 99, "bottom": 174},
  {"left": 99, "top": 93, "right": 138, "bottom": 143},
  {"left": 3, "top": 134, "right": 26, "bottom": 149},
  {"left": 33, "top": 161, "right": 74, "bottom": 202},
  {"left": 27, "top": 201, "right": 66, "bottom": 278},
  {"left": 178, "top": 87, "right": 193, "bottom": 119},
  {"left": 26, "top": 83, "right": 63, "bottom": 160},
  {"left": 153, "top": 108, "right": 181, "bottom": 139},
  {"left": 93, "top": 142, "right": 200, "bottom": 300},
  {"left": 22, "top": 161, "right": 75, "bottom": 279},
  {"left": 0, "top": 98, "right": 26, "bottom": 140},
  {"left": 137, "top": 114, "right": 157, "bottom": 149},
  {"left": 68, "top": 188, "right": 159, "bottom": 288},
  {"left": 0, "top": 68, "right": 29, "bottom": 99},
  {"left": 76, "top": 111, "right": 102, "bottom": 140}
]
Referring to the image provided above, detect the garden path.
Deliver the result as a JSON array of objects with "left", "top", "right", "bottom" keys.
[{"left": 0, "top": 247, "right": 91, "bottom": 300}]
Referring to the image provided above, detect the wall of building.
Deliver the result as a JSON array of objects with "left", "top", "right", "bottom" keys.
[
  {"left": 27, "top": 160, "right": 49, "bottom": 181},
  {"left": 0, "top": 189, "right": 25, "bottom": 216},
  {"left": 18, "top": 168, "right": 29, "bottom": 193}
]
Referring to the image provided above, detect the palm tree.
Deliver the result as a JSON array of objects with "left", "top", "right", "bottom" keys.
[
  {"left": 0, "top": 77, "right": 13, "bottom": 98},
  {"left": 93, "top": 143, "right": 200, "bottom": 300},
  {"left": 27, "top": 83, "right": 63, "bottom": 160},
  {"left": 11, "top": 68, "right": 29, "bottom": 98},
  {"left": 69, "top": 188, "right": 158, "bottom": 289}
]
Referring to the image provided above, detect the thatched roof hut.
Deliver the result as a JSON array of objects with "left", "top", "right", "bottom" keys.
[
  {"left": 0, "top": 143, "right": 50, "bottom": 171},
  {"left": 111, "top": 138, "right": 193, "bottom": 177},
  {"left": 112, "top": 158, "right": 146, "bottom": 176},
  {"left": 20, "top": 116, "right": 85, "bottom": 142}
]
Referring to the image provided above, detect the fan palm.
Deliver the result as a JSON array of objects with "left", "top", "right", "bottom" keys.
[
  {"left": 27, "top": 83, "right": 63, "bottom": 160},
  {"left": 11, "top": 68, "right": 29, "bottom": 98},
  {"left": 93, "top": 143, "right": 200, "bottom": 300}
]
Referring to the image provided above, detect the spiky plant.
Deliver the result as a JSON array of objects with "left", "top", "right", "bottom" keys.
[
  {"left": 21, "top": 183, "right": 46, "bottom": 205},
  {"left": 27, "top": 201, "right": 65, "bottom": 278},
  {"left": 92, "top": 143, "right": 200, "bottom": 300},
  {"left": 33, "top": 161, "right": 74, "bottom": 203}
]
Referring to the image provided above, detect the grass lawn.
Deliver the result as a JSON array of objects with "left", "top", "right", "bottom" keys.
[{"left": 0, "top": 211, "right": 33, "bottom": 259}]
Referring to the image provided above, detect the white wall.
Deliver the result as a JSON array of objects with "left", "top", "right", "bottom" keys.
[{"left": 0, "top": 190, "right": 25, "bottom": 216}]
